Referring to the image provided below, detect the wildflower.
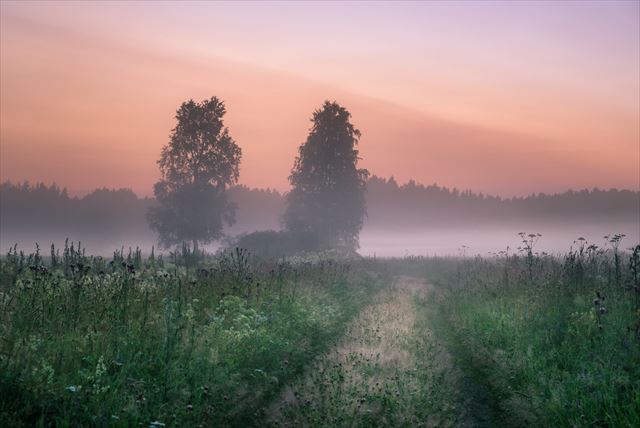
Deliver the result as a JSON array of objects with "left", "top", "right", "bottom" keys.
[
  {"left": 66, "top": 385, "right": 79, "bottom": 393},
  {"left": 599, "top": 307, "right": 607, "bottom": 315}
]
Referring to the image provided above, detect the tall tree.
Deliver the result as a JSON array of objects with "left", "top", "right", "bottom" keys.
[
  {"left": 284, "top": 101, "right": 369, "bottom": 251},
  {"left": 148, "top": 97, "right": 241, "bottom": 248}
]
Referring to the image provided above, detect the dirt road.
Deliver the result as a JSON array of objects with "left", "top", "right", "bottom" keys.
[{"left": 269, "top": 276, "right": 473, "bottom": 427}]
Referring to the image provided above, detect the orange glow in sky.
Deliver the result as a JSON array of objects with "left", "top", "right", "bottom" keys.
[{"left": 1, "top": 1, "right": 638, "bottom": 196}]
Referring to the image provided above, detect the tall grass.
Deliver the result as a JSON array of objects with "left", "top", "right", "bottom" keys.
[
  {"left": 0, "top": 243, "right": 382, "bottom": 427},
  {"left": 412, "top": 236, "right": 640, "bottom": 427},
  {"left": 2, "top": 236, "right": 639, "bottom": 427}
]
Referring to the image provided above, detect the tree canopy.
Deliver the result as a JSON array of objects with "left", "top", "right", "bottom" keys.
[
  {"left": 148, "top": 97, "right": 241, "bottom": 248},
  {"left": 284, "top": 101, "right": 369, "bottom": 251}
]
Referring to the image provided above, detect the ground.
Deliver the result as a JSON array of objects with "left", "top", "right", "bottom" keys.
[{"left": 269, "top": 276, "right": 477, "bottom": 428}]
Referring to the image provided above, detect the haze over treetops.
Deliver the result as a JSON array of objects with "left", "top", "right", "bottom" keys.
[{"left": 1, "top": 1, "right": 638, "bottom": 197}]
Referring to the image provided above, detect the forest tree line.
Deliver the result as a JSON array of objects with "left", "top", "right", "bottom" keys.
[{"left": 2, "top": 178, "right": 637, "bottom": 243}]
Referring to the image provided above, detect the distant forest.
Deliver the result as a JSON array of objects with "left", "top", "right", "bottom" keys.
[{"left": 1, "top": 177, "right": 638, "bottom": 250}]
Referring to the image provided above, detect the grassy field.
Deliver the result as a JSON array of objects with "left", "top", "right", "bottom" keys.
[
  {"left": 1, "top": 237, "right": 639, "bottom": 427},
  {"left": 405, "top": 235, "right": 640, "bottom": 427},
  {"left": 0, "top": 244, "right": 384, "bottom": 426}
]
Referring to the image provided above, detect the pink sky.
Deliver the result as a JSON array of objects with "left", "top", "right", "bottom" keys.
[{"left": 1, "top": 1, "right": 638, "bottom": 196}]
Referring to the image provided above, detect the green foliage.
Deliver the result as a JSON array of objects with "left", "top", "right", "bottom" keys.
[
  {"left": 0, "top": 244, "right": 379, "bottom": 427},
  {"left": 284, "top": 101, "right": 369, "bottom": 252},
  {"left": 148, "top": 97, "right": 242, "bottom": 248},
  {"left": 417, "top": 236, "right": 640, "bottom": 427},
  {"left": 3, "top": 235, "right": 639, "bottom": 427},
  {"left": 229, "top": 230, "right": 320, "bottom": 259}
]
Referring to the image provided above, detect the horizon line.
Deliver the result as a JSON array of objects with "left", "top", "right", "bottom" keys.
[{"left": 2, "top": 177, "right": 638, "bottom": 202}]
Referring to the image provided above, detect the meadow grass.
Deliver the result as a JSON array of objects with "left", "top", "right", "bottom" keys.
[
  {"left": 0, "top": 244, "right": 383, "bottom": 427},
  {"left": 414, "top": 239, "right": 640, "bottom": 427},
  {"left": 2, "top": 238, "right": 639, "bottom": 427}
]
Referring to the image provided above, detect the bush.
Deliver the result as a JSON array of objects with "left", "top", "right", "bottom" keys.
[{"left": 228, "top": 230, "right": 320, "bottom": 259}]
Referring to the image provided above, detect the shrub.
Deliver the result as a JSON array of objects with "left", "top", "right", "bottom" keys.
[{"left": 228, "top": 230, "right": 320, "bottom": 259}]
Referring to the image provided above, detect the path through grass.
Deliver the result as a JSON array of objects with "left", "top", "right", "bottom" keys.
[{"left": 269, "top": 276, "right": 468, "bottom": 427}]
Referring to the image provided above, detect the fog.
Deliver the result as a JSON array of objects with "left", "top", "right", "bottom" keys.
[
  {"left": 359, "top": 223, "right": 640, "bottom": 257},
  {"left": 2, "top": 224, "right": 638, "bottom": 259},
  {"left": 1, "top": 181, "right": 638, "bottom": 257}
]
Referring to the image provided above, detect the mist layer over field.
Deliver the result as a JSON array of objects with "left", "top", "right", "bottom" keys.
[
  {"left": 359, "top": 223, "right": 640, "bottom": 257},
  {"left": 2, "top": 180, "right": 638, "bottom": 256},
  {"left": 2, "top": 224, "right": 637, "bottom": 258}
]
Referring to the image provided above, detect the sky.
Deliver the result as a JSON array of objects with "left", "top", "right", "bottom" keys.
[{"left": 1, "top": 1, "right": 639, "bottom": 197}]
